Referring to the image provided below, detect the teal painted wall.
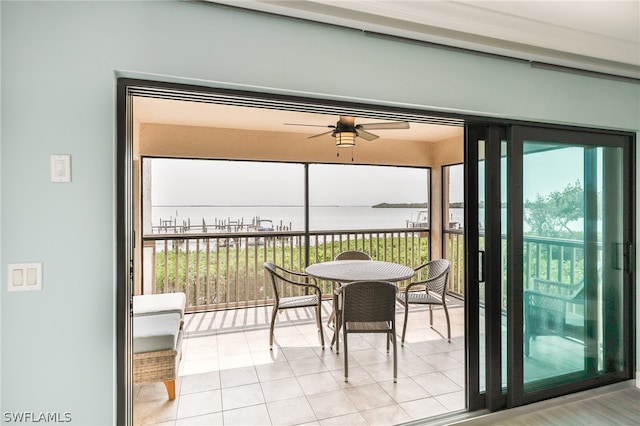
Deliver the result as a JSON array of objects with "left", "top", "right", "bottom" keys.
[{"left": 1, "top": 1, "right": 638, "bottom": 424}]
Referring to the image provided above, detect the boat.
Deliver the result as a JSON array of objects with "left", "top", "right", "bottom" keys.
[
  {"left": 257, "top": 219, "right": 274, "bottom": 232},
  {"left": 406, "top": 210, "right": 429, "bottom": 228}
]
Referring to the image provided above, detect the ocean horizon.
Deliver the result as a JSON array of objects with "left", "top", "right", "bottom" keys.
[{"left": 150, "top": 205, "right": 460, "bottom": 232}]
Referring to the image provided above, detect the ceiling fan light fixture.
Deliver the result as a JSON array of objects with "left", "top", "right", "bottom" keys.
[{"left": 335, "top": 131, "right": 356, "bottom": 147}]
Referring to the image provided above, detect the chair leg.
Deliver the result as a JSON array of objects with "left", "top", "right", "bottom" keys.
[
  {"left": 343, "top": 329, "right": 349, "bottom": 382},
  {"left": 401, "top": 301, "right": 409, "bottom": 347},
  {"left": 429, "top": 304, "right": 433, "bottom": 327},
  {"left": 164, "top": 380, "right": 176, "bottom": 400},
  {"left": 443, "top": 303, "right": 451, "bottom": 342},
  {"left": 334, "top": 303, "right": 341, "bottom": 354},
  {"left": 391, "top": 329, "right": 397, "bottom": 383},
  {"left": 269, "top": 306, "right": 278, "bottom": 350},
  {"left": 317, "top": 303, "right": 325, "bottom": 349},
  {"left": 386, "top": 323, "right": 390, "bottom": 353}
]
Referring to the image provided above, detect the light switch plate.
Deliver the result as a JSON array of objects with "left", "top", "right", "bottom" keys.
[
  {"left": 51, "top": 154, "right": 71, "bottom": 182},
  {"left": 8, "top": 263, "right": 42, "bottom": 292}
]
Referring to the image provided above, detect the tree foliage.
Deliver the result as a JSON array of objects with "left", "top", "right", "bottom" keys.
[{"left": 524, "top": 180, "right": 583, "bottom": 238}]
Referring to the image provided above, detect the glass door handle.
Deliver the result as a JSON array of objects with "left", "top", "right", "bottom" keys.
[
  {"left": 478, "top": 250, "right": 486, "bottom": 283},
  {"left": 625, "top": 242, "right": 634, "bottom": 273}
]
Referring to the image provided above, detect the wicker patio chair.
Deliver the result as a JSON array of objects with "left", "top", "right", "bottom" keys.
[
  {"left": 524, "top": 278, "right": 585, "bottom": 356},
  {"left": 263, "top": 262, "right": 325, "bottom": 350},
  {"left": 336, "top": 280, "right": 398, "bottom": 383},
  {"left": 334, "top": 250, "right": 373, "bottom": 261},
  {"left": 396, "top": 258, "right": 451, "bottom": 344},
  {"left": 327, "top": 250, "right": 373, "bottom": 328}
]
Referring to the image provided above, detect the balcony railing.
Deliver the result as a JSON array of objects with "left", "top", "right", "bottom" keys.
[
  {"left": 142, "top": 228, "right": 430, "bottom": 312},
  {"left": 443, "top": 229, "right": 591, "bottom": 310},
  {"left": 142, "top": 226, "right": 592, "bottom": 313},
  {"left": 443, "top": 229, "right": 465, "bottom": 296}
]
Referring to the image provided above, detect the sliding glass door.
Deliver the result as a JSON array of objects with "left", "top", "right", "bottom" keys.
[{"left": 466, "top": 124, "right": 634, "bottom": 411}]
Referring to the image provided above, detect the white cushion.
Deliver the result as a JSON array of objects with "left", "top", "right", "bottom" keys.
[
  {"left": 133, "top": 293, "right": 186, "bottom": 318},
  {"left": 133, "top": 313, "right": 181, "bottom": 353}
]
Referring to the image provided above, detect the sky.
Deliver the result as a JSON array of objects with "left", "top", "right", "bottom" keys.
[
  {"left": 150, "top": 159, "right": 430, "bottom": 206},
  {"left": 149, "top": 146, "right": 587, "bottom": 207}
]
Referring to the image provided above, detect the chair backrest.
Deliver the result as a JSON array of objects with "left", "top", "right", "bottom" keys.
[
  {"left": 264, "top": 262, "right": 316, "bottom": 301},
  {"left": 342, "top": 281, "right": 396, "bottom": 323},
  {"left": 532, "top": 278, "right": 584, "bottom": 300},
  {"left": 335, "top": 250, "right": 372, "bottom": 261},
  {"left": 415, "top": 259, "right": 451, "bottom": 296},
  {"left": 263, "top": 262, "right": 282, "bottom": 300}
]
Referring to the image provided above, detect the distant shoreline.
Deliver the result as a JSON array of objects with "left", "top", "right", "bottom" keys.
[
  {"left": 153, "top": 204, "right": 427, "bottom": 208},
  {"left": 153, "top": 202, "right": 464, "bottom": 208},
  {"left": 372, "top": 203, "right": 428, "bottom": 209}
]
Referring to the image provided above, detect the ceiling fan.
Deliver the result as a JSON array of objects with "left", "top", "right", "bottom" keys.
[{"left": 285, "top": 116, "right": 410, "bottom": 146}]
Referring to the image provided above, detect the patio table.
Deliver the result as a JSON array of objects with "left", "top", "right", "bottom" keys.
[
  {"left": 305, "top": 260, "right": 414, "bottom": 284},
  {"left": 305, "top": 260, "right": 414, "bottom": 347}
]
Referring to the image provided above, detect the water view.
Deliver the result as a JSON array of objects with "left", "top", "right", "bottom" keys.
[{"left": 151, "top": 205, "right": 457, "bottom": 232}]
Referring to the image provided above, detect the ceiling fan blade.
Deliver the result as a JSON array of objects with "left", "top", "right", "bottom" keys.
[
  {"left": 356, "top": 129, "right": 379, "bottom": 141},
  {"left": 284, "top": 123, "right": 335, "bottom": 128},
  {"left": 308, "top": 130, "right": 335, "bottom": 139},
  {"left": 357, "top": 121, "right": 410, "bottom": 130}
]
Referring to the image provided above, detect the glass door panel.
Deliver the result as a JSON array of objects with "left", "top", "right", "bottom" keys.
[
  {"left": 521, "top": 142, "right": 625, "bottom": 391},
  {"left": 521, "top": 144, "right": 587, "bottom": 386},
  {"left": 466, "top": 124, "right": 632, "bottom": 412},
  {"left": 510, "top": 126, "right": 631, "bottom": 407}
]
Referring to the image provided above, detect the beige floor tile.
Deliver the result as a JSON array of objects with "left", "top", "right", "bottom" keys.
[
  {"left": 402, "top": 340, "right": 441, "bottom": 356},
  {"left": 220, "top": 365, "right": 259, "bottom": 388},
  {"left": 175, "top": 389, "right": 222, "bottom": 420},
  {"left": 255, "top": 360, "right": 295, "bottom": 382},
  {"left": 297, "top": 371, "right": 342, "bottom": 395},
  {"left": 180, "top": 356, "right": 219, "bottom": 376},
  {"left": 422, "top": 352, "right": 464, "bottom": 371},
  {"left": 221, "top": 383, "right": 265, "bottom": 411},
  {"left": 359, "top": 404, "right": 412, "bottom": 425},
  {"left": 434, "top": 390, "right": 466, "bottom": 411},
  {"left": 218, "top": 352, "right": 254, "bottom": 370},
  {"left": 347, "top": 347, "right": 390, "bottom": 366},
  {"left": 318, "top": 412, "right": 368, "bottom": 425},
  {"left": 175, "top": 412, "right": 223, "bottom": 425},
  {"left": 289, "top": 356, "right": 329, "bottom": 376},
  {"left": 267, "top": 396, "right": 317, "bottom": 425},
  {"left": 184, "top": 334, "right": 218, "bottom": 349},
  {"left": 281, "top": 346, "right": 318, "bottom": 361},
  {"left": 399, "top": 396, "right": 449, "bottom": 421},
  {"left": 398, "top": 355, "right": 438, "bottom": 376},
  {"left": 307, "top": 390, "right": 359, "bottom": 419},
  {"left": 251, "top": 347, "right": 286, "bottom": 364},
  {"left": 442, "top": 366, "right": 465, "bottom": 387},
  {"left": 379, "top": 377, "right": 431, "bottom": 403},
  {"left": 135, "top": 381, "right": 182, "bottom": 403},
  {"left": 223, "top": 404, "right": 271, "bottom": 425},
  {"left": 179, "top": 371, "right": 221, "bottom": 395},
  {"left": 317, "top": 349, "right": 345, "bottom": 370},
  {"left": 360, "top": 360, "right": 405, "bottom": 383},
  {"left": 182, "top": 344, "right": 219, "bottom": 361},
  {"left": 342, "top": 383, "right": 396, "bottom": 411},
  {"left": 134, "top": 398, "right": 178, "bottom": 425},
  {"left": 413, "top": 371, "right": 463, "bottom": 396},
  {"left": 218, "top": 340, "right": 251, "bottom": 356},
  {"left": 135, "top": 306, "right": 467, "bottom": 425},
  {"left": 216, "top": 330, "right": 249, "bottom": 344},
  {"left": 329, "top": 365, "right": 376, "bottom": 388},
  {"left": 260, "top": 377, "right": 305, "bottom": 402}
]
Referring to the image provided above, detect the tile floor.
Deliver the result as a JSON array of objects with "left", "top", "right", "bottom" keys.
[{"left": 134, "top": 298, "right": 467, "bottom": 425}]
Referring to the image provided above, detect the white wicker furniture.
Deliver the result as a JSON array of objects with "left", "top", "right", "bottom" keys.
[{"left": 132, "top": 293, "right": 186, "bottom": 400}]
